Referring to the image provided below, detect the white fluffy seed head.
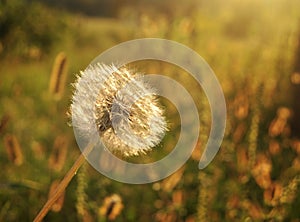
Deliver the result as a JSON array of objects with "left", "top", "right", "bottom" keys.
[{"left": 70, "top": 63, "right": 167, "bottom": 156}]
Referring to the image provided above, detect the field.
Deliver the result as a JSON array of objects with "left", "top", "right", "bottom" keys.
[{"left": 1, "top": 0, "right": 300, "bottom": 221}]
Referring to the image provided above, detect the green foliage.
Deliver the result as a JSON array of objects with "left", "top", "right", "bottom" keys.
[{"left": 0, "top": 0, "right": 66, "bottom": 58}]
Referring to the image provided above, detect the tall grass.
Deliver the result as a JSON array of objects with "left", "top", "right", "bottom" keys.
[{"left": 1, "top": 0, "right": 300, "bottom": 221}]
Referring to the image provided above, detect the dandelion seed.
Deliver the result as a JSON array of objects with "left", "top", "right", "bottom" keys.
[{"left": 71, "top": 63, "right": 167, "bottom": 156}]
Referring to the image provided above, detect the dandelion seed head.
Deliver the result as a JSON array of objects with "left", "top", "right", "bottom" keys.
[{"left": 71, "top": 63, "right": 167, "bottom": 156}]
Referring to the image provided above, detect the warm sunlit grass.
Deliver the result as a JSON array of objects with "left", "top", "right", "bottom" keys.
[{"left": 1, "top": 0, "right": 300, "bottom": 221}]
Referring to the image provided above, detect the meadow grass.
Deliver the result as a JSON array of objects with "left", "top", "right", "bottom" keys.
[{"left": 1, "top": 1, "right": 300, "bottom": 221}]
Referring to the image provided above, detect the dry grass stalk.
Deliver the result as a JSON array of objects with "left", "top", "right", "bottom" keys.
[
  {"left": 191, "top": 140, "right": 203, "bottom": 161},
  {"left": 233, "top": 122, "right": 247, "bottom": 144},
  {"left": 76, "top": 162, "right": 88, "bottom": 220},
  {"left": 268, "top": 107, "right": 291, "bottom": 137},
  {"left": 267, "top": 207, "right": 286, "bottom": 221},
  {"left": 251, "top": 154, "right": 272, "bottom": 189},
  {"left": 226, "top": 195, "right": 240, "bottom": 219},
  {"left": 197, "top": 172, "right": 210, "bottom": 222},
  {"left": 236, "top": 145, "right": 249, "bottom": 173},
  {"left": 161, "top": 166, "right": 185, "bottom": 192},
  {"left": 291, "top": 72, "right": 300, "bottom": 84},
  {"left": 3, "top": 134, "right": 23, "bottom": 166},
  {"left": 280, "top": 176, "right": 300, "bottom": 204},
  {"left": 242, "top": 200, "right": 265, "bottom": 220},
  {"left": 268, "top": 139, "right": 281, "bottom": 155},
  {"left": 0, "top": 115, "right": 9, "bottom": 135},
  {"left": 172, "top": 190, "right": 184, "bottom": 208},
  {"left": 155, "top": 212, "right": 177, "bottom": 222},
  {"left": 263, "top": 182, "right": 283, "bottom": 206},
  {"left": 292, "top": 157, "right": 300, "bottom": 170},
  {"left": 48, "top": 135, "right": 68, "bottom": 171},
  {"left": 31, "top": 141, "right": 45, "bottom": 159},
  {"left": 48, "top": 180, "right": 65, "bottom": 212},
  {"left": 291, "top": 139, "right": 300, "bottom": 154},
  {"left": 99, "top": 194, "right": 124, "bottom": 221},
  {"left": 49, "top": 52, "right": 68, "bottom": 99},
  {"left": 233, "top": 92, "right": 249, "bottom": 120},
  {"left": 33, "top": 141, "right": 94, "bottom": 222},
  {"left": 185, "top": 216, "right": 196, "bottom": 222},
  {"left": 248, "top": 109, "right": 260, "bottom": 168}
]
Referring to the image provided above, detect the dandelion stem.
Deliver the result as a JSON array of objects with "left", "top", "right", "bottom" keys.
[{"left": 33, "top": 142, "right": 95, "bottom": 222}]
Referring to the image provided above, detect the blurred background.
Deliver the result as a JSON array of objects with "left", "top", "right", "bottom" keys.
[{"left": 1, "top": 0, "right": 300, "bottom": 221}]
